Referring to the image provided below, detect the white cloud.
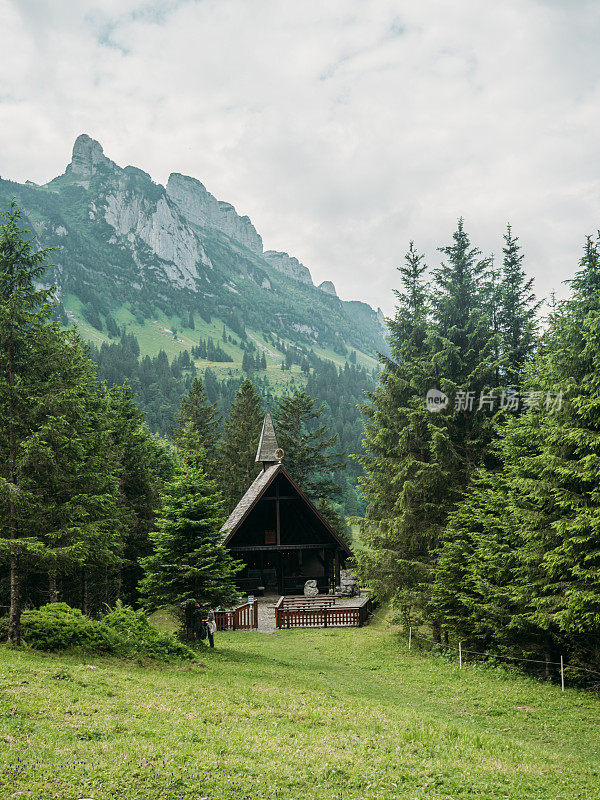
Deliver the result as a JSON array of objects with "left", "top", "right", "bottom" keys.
[{"left": 1, "top": 0, "right": 599, "bottom": 312}]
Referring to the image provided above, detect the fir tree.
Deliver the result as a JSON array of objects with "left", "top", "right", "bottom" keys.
[
  {"left": 274, "top": 390, "right": 345, "bottom": 502},
  {"left": 172, "top": 377, "right": 220, "bottom": 476},
  {"left": 219, "top": 379, "right": 263, "bottom": 511},
  {"left": 140, "top": 449, "right": 242, "bottom": 640},
  {"left": 107, "top": 384, "right": 176, "bottom": 606},
  {"left": 0, "top": 203, "right": 123, "bottom": 640},
  {"left": 356, "top": 242, "right": 445, "bottom": 622},
  {"left": 499, "top": 225, "right": 539, "bottom": 389}
]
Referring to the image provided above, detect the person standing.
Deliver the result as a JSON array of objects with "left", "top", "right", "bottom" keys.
[{"left": 204, "top": 609, "right": 216, "bottom": 648}]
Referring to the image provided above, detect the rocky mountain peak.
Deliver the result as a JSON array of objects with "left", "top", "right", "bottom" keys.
[
  {"left": 66, "top": 134, "right": 116, "bottom": 182},
  {"left": 263, "top": 251, "right": 313, "bottom": 286},
  {"left": 318, "top": 280, "right": 338, "bottom": 297},
  {"left": 166, "top": 172, "right": 263, "bottom": 255}
]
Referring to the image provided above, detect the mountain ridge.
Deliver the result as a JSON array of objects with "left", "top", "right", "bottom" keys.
[{"left": 0, "top": 134, "right": 386, "bottom": 360}]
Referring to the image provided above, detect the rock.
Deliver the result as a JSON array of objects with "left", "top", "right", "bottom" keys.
[
  {"left": 263, "top": 250, "right": 313, "bottom": 285},
  {"left": 67, "top": 134, "right": 117, "bottom": 184},
  {"left": 166, "top": 173, "right": 263, "bottom": 255},
  {"left": 304, "top": 579, "right": 319, "bottom": 597},
  {"left": 338, "top": 569, "right": 359, "bottom": 597},
  {"left": 318, "top": 280, "right": 337, "bottom": 297}
]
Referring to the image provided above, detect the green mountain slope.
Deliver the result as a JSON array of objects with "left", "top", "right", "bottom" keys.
[{"left": 0, "top": 134, "right": 385, "bottom": 366}]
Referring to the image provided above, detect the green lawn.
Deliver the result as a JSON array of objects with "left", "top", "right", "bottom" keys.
[{"left": 2, "top": 615, "right": 598, "bottom": 799}]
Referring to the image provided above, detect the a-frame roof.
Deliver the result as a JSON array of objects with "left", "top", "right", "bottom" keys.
[
  {"left": 255, "top": 410, "right": 279, "bottom": 464},
  {"left": 220, "top": 463, "right": 351, "bottom": 554}
]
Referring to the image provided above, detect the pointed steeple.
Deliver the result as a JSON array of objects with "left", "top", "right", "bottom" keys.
[{"left": 255, "top": 410, "right": 281, "bottom": 468}]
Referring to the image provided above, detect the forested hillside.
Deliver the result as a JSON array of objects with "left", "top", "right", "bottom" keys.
[
  {"left": 357, "top": 221, "right": 600, "bottom": 681},
  {"left": 0, "top": 133, "right": 384, "bottom": 514}
]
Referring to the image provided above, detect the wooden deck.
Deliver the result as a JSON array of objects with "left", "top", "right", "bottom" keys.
[{"left": 275, "top": 595, "right": 371, "bottom": 629}]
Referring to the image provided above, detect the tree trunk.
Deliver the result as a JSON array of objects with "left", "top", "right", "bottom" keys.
[
  {"left": 48, "top": 570, "right": 58, "bottom": 603},
  {"left": 81, "top": 569, "right": 89, "bottom": 616},
  {"left": 7, "top": 325, "right": 21, "bottom": 645},
  {"left": 8, "top": 548, "right": 21, "bottom": 645},
  {"left": 544, "top": 652, "right": 552, "bottom": 681},
  {"left": 432, "top": 622, "right": 441, "bottom": 644},
  {"left": 184, "top": 603, "right": 195, "bottom": 641}
]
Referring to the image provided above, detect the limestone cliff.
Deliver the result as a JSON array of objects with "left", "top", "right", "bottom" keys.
[
  {"left": 166, "top": 173, "right": 263, "bottom": 255},
  {"left": 263, "top": 250, "right": 313, "bottom": 285}
]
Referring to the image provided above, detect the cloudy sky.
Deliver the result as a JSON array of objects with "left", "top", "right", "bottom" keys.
[{"left": 2, "top": 0, "right": 599, "bottom": 313}]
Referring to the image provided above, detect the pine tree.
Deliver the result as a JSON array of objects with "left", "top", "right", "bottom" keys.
[
  {"left": 274, "top": 390, "right": 345, "bottom": 501},
  {"left": 356, "top": 242, "right": 445, "bottom": 622},
  {"left": 107, "top": 384, "right": 176, "bottom": 605},
  {"left": 499, "top": 225, "right": 539, "bottom": 389},
  {"left": 140, "top": 451, "right": 242, "bottom": 639},
  {"left": 219, "top": 379, "right": 263, "bottom": 511},
  {"left": 434, "top": 235, "right": 600, "bottom": 673},
  {"left": 172, "top": 377, "right": 220, "bottom": 476},
  {"left": 357, "top": 226, "right": 498, "bottom": 633},
  {"left": 0, "top": 203, "right": 123, "bottom": 640}
]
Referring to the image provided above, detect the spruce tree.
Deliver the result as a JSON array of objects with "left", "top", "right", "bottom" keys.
[
  {"left": 274, "top": 390, "right": 345, "bottom": 502},
  {"left": 356, "top": 242, "right": 445, "bottom": 622},
  {"left": 357, "top": 226, "right": 498, "bottom": 634},
  {"left": 172, "top": 376, "right": 220, "bottom": 476},
  {"left": 140, "top": 444, "right": 242, "bottom": 639},
  {"left": 107, "top": 384, "right": 176, "bottom": 606},
  {"left": 499, "top": 225, "right": 539, "bottom": 389},
  {"left": 0, "top": 203, "right": 123, "bottom": 640},
  {"left": 219, "top": 379, "right": 263, "bottom": 511}
]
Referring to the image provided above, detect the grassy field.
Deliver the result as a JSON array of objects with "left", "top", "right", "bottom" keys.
[{"left": 2, "top": 615, "right": 599, "bottom": 800}]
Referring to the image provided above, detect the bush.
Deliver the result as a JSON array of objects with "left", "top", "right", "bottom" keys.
[
  {"left": 0, "top": 602, "right": 195, "bottom": 661},
  {"left": 102, "top": 602, "right": 195, "bottom": 660},
  {"left": 0, "top": 604, "right": 117, "bottom": 653}
]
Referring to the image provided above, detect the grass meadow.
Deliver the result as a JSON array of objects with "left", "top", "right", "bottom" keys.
[{"left": 1, "top": 613, "right": 599, "bottom": 800}]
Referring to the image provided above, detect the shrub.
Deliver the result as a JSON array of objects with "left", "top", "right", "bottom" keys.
[
  {"left": 0, "top": 602, "right": 195, "bottom": 661},
  {"left": 102, "top": 602, "right": 195, "bottom": 660},
  {"left": 0, "top": 604, "right": 117, "bottom": 652}
]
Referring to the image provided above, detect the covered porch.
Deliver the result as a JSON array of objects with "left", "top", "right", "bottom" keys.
[{"left": 230, "top": 543, "right": 342, "bottom": 596}]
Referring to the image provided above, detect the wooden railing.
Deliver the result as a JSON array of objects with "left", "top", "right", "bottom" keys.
[
  {"left": 275, "top": 596, "right": 371, "bottom": 629},
  {"left": 215, "top": 599, "right": 258, "bottom": 631}
]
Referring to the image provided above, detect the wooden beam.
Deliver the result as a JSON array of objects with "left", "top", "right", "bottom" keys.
[
  {"left": 229, "top": 543, "right": 338, "bottom": 552},
  {"left": 275, "top": 480, "right": 281, "bottom": 546}
]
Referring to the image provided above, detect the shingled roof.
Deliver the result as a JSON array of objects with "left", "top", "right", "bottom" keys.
[
  {"left": 220, "top": 462, "right": 351, "bottom": 554},
  {"left": 220, "top": 463, "right": 280, "bottom": 541},
  {"left": 255, "top": 410, "right": 280, "bottom": 465}
]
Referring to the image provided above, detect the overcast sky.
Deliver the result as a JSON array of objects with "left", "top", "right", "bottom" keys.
[{"left": 2, "top": 0, "right": 599, "bottom": 313}]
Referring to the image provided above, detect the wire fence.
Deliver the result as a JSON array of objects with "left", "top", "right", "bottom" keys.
[{"left": 406, "top": 627, "right": 600, "bottom": 690}]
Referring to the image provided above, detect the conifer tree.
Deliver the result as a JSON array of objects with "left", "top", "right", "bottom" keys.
[
  {"left": 219, "top": 379, "right": 263, "bottom": 510},
  {"left": 107, "top": 384, "right": 176, "bottom": 605},
  {"left": 140, "top": 438, "right": 242, "bottom": 639},
  {"left": 0, "top": 203, "right": 123, "bottom": 640},
  {"left": 357, "top": 226, "right": 498, "bottom": 633},
  {"left": 172, "top": 376, "right": 220, "bottom": 476},
  {"left": 499, "top": 225, "right": 539, "bottom": 388},
  {"left": 274, "top": 390, "right": 345, "bottom": 502},
  {"left": 356, "top": 242, "right": 444, "bottom": 621}
]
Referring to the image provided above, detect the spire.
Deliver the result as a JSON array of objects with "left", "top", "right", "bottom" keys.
[{"left": 255, "top": 410, "right": 281, "bottom": 468}]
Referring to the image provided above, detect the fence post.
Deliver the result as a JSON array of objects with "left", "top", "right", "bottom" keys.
[
  {"left": 459, "top": 641, "right": 462, "bottom": 670},
  {"left": 561, "top": 655, "right": 565, "bottom": 692},
  {"left": 409, "top": 627, "right": 412, "bottom": 650}
]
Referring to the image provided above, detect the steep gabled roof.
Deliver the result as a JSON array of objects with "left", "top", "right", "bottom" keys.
[
  {"left": 220, "top": 463, "right": 279, "bottom": 539},
  {"left": 220, "top": 463, "right": 351, "bottom": 554},
  {"left": 255, "top": 410, "right": 280, "bottom": 464}
]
